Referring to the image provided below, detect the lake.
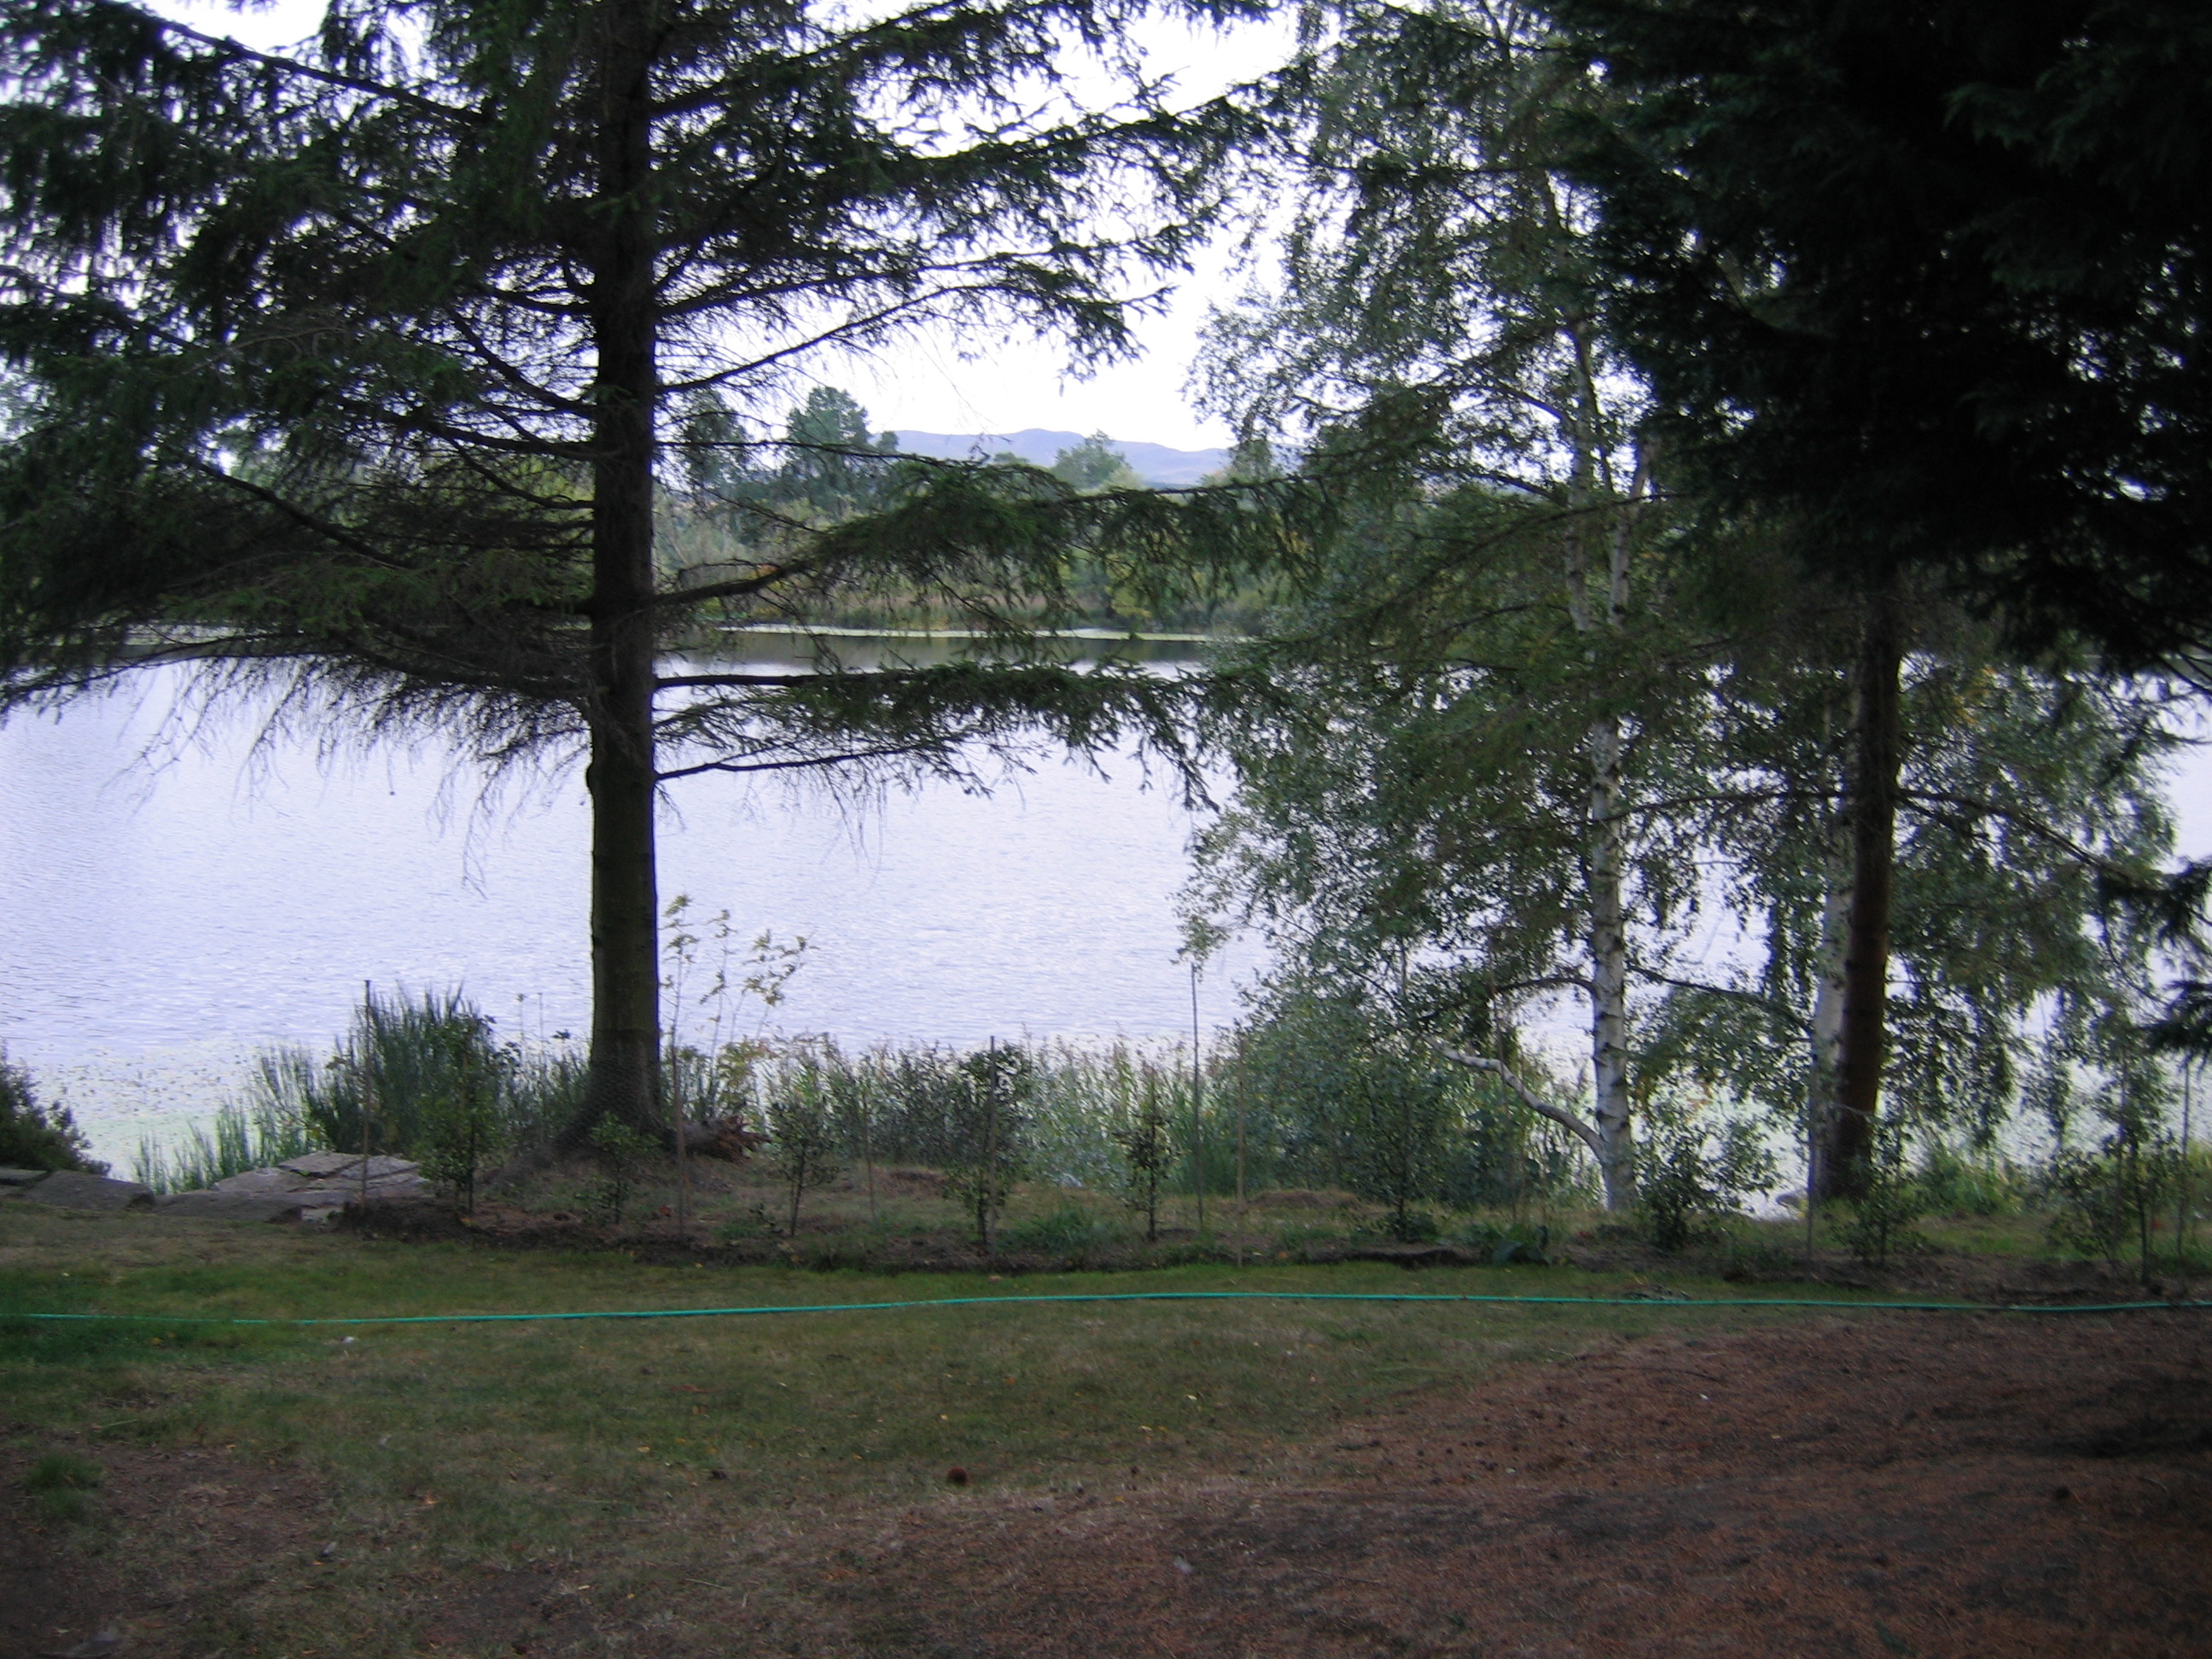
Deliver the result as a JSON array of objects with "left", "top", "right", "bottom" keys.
[
  {"left": 1, "top": 654, "right": 1260, "bottom": 1167},
  {"left": 7, "top": 655, "right": 2209, "bottom": 1173}
]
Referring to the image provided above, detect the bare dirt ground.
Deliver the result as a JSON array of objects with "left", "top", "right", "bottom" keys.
[
  {"left": 8, "top": 1309, "right": 2209, "bottom": 1658},
  {"left": 789, "top": 1309, "right": 2212, "bottom": 1659}
]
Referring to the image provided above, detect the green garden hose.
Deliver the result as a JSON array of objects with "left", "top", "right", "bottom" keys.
[{"left": 13, "top": 1289, "right": 2209, "bottom": 1327}]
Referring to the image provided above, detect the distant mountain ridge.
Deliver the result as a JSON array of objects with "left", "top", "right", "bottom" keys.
[{"left": 890, "top": 428, "right": 1231, "bottom": 487}]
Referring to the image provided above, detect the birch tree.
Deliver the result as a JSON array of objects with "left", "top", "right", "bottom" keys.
[{"left": 1194, "top": 0, "right": 1669, "bottom": 1206}]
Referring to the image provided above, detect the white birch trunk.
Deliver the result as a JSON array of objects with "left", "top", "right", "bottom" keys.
[
  {"left": 1805, "top": 858, "right": 1852, "bottom": 1198},
  {"left": 1563, "top": 326, "right": 1639, "bottom": 1209}
]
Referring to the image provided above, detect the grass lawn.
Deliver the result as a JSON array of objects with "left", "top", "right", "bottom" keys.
[{"left": 19, "top": 1200, "right": 2160, "bottom": 1657}]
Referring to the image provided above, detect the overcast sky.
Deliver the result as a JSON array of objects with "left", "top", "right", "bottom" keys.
[{"left": 154, "top": 0, "right": 1288, "bottom": 449}]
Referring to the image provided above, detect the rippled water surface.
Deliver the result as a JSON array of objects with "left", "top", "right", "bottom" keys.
[{"left": 1, "top": 661, "right": 1257, "bottom": 1163}]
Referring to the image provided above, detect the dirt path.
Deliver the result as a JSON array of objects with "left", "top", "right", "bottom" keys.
[
  {"left": 799, "top": 1311, "right": 2212, "bottom": 1658},
  {"left": 7, "top": 1311, "right": 2207, "bottom": 1656}
]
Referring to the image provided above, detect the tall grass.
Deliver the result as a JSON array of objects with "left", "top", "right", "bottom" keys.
[
  {"left": 132, "top": 988, "right": 587, "bottom": 1194},
  {"left": 133, "top": 1098, "right": 322, "bottom": 1195}
]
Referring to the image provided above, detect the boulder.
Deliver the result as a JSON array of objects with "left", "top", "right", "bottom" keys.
[
  {"left": 210, "top": 1167, "right": 317, "bottom": 1196},
  {"left": 277, "top": 1153, "right": 418, "bottom": 1181},
  {"left": 18, "top": 1171, "right": 154, "bottom": 1211},
  {"left": 694, "top": 1117, "right": 764, "bottom": 1161},
  {"left": 277, "top": 1150, "right": 362, "bottom": 1179},
  {"left": 154, "top": 1163, "right": 436, "bottom": 1222},
  {"left": 155, "top": 1190, "right": 309, "bottom": 1222},
  {"left": 291, "top": 1174, "right": 434, "bottom": 1204},
  {"left": 0, "top": 1167, "right": 52, "bottom": 1187}
]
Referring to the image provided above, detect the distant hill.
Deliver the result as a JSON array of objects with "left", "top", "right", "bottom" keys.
[{"left": 890, "top": 428, "right": 1231, "bottom": 487}]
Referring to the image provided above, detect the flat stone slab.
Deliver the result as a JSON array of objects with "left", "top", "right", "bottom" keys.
[
  {"left": 18, "top": 1171, "right": 154, "bottom": 1210},
  {"left": 210, "top": 1167, "right": 317, "bottom": 1195},
  {"left": 277, "top": 1153, "right": 418, "bottom": 1179},
  {"left": 0, "top": 1167, "right": 52, "bottom": 1187},
  {"left": 156, "top": 1190, "right": 308, "bottom": 1222},
  {"left": 295, "top": 1174, "right": 435, "bottom": 1202}
]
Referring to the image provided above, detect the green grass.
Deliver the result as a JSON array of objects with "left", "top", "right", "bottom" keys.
[
  {"left": 20, "top": 1449, "right": 103, "bottom": 1523},
  {"left": 0, "top": 1202, "right": 1928, "bottom": 1654}
]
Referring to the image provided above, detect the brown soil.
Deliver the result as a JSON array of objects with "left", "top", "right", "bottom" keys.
[
  {"left": 7, "top": 1312, "right": 2207, "bottom": 1656},
  {"left": 0, "top": 1440, "right": 327, "bottom": 1659},
  {"left": 800, "top": 1310, "right": 2211, "bottom": 1659}
]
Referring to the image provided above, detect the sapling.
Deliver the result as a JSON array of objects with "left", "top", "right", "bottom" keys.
[
  {"left": 1113, "top": 1070, "right": 1173, "bottom": 1243},
  {"left": 765, "top": 1069, "right": 844, "bottom": 1237}
]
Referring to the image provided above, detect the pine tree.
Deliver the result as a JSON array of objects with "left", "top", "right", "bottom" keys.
[{"left": 0, "top": 0, "right": 1272, "bottom": 1138}]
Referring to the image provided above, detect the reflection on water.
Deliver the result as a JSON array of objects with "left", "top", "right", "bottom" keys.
[{"left": 0, "top": 655, "right": 1259, "bottom": 1164}]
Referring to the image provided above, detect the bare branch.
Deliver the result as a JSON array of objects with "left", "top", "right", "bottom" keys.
[{"left": 1430, "top": 1043, "right": 1604, "bottom": 1160}]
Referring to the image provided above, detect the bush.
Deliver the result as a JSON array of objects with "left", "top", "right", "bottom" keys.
[
  {"left": 998, "top": 1204, "right": 1131, "bottom": 1256},
  {"left": 1452, "top": 1220, "right": 1552, "bottom": 1265},
  {"left": 2046, "top": 1091, "right": 2184, "bottom": 1281},
  {"left": 1915, "top": 1142, "right": 2028, "bottom": 1218},
  {"left": 1839, "top": 1120, "right": 1933, "bottom": 1270},
  {"left": 1636, "top": 1108, "right": 1777, "bottom": 1254},
  {"left": 764, "top": 1064, "right": 843, "bottom": 1235},
  {"left": 0, "top": 1053, "right": 102, "bottom": 1173}
]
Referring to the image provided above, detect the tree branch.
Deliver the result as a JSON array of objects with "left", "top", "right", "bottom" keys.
[
  {"left": 655, "top": 739, "right": 950, "bottom": 783},
  {"left": 1430, "top": 1043, "right": 1604, "bottom": 1161}
]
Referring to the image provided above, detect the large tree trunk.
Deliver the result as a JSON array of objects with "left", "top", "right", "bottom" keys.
[
  {"left": 1825, "top": 585, "right": 1905, "bottom": 1199},
  {"left": 1564, "top": 370, "right": 1639, "bottom": 1210},
  {"left": 1803, "top": 853, "right": 1851, "bottom": 1200},
  {"left": 579, "top": 1, "right": 666, "bottom": 1140}
]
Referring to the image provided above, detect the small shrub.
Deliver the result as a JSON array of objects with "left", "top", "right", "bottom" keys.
[
  {"left": 1915, "top": 1143, "right": 2027, "bottom": 1218},
  {"left": 715, "top": 1205, "right": 779, "bottom": 1243},
  {"left": 1111, "top": 1073, "right": 1173, "bottom": 1243},
  {"left": 1637, "top": 1109, "right": 1778, "bottom": 1254},
  {"left": 1452, "top": 1220, "right": 1552, "bottom": 1265},
  {"left": 0, "top": 1054, "right": 102, "bottom": 1173},
  {"left": 1840, "top": 1121, "right": 1933, "bottom": 1270},
  {"left": 942, "top": 1045, "right": 1032, "bottom": 1251},
  {"left": 2046, "top": 1094, "right": 2184, "bottom": 1282},
  {"left": 999, "top": 1205, "right": 1131, "bottom": 1257},
  {"left": 585, "top": 1118, "right": 655, "bottom": 1225},
  {"left": 1351, "top": 1208, "right": 1442, "bottom": 1243},
  {"left": 765, "top": 1068, "right": 844, "bottom": 1236}
]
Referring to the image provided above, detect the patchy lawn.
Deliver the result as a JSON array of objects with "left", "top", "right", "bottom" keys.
[{"left": 3, "top": 1205, "right": 2204, "bottom": 1657}]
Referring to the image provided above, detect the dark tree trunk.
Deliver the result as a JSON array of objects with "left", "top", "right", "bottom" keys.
[
  {"left": 579, "top": 1, "right": 666, "bottom": 1141},
  {"left": 1820, "top": 584, "right": 1905, "bottom": 1200}
]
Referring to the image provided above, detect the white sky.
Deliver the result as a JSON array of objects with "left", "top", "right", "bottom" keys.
[{"left": 158, "top": 0, "right": 1290, "bottom": 449}]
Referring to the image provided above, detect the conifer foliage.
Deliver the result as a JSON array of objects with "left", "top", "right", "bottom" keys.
[{"left": 0, "top": 0, "right": 1266, "bottom": 1137}]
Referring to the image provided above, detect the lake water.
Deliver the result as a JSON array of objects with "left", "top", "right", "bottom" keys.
[
  {"left": 7, "top": 658, "right": 2209, "bottom": 1173},
  {"left": 1, "top": 657, "right": 1260, "bottom": 1167}
]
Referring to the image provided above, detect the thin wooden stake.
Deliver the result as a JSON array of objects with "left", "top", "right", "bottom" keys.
[
  {"left": 1235, "top": 1032, "right": 1248, "bottom": 1268},
  {"left": 2179, "top": 1062, "right": 2194, "bottom": 1267},
  {"left": 1190, "top": 964, "right": 1205, "bottom": 1237},
  {"left": 359, "top": 981, "right": 374, "bottom": 1221},
  {"left": 863, "top": 1075, "right": 878, "bottom": 1226},
  {"left": 983, "top": 1037, "right": 999, "bottom": 1255}
]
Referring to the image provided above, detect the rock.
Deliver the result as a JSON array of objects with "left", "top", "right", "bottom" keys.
[
  {"left": 154, "top": 1166, "right": 436, "bottom": 1222},
  {"left": 209, "top": 1167, "right": 317, "bottom": 1196},
  {"left": 277, "top": 1153, "right": 417, "bottom": 1180},
  {"left": 694, "top": 1116, "right": 764, "bottom": 1161},
  {"left": 292, "top": 1174, "right": 434, "bottom": 1204},
  {"left": 17, "top": 1171, "right": 154, "bottom": 1211},
  {"left": 277, "top": 1150, "right": 362, "bottom": 1178},
  {"left": 43, "top": 1626, "right": 125, "bottom": 1659},
  {"left": 0, "top": 1167, "right": 52, "bottom": 1187},
  {"left": 155, "top": 1190, "right": 308, "bottom": 1223}
]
